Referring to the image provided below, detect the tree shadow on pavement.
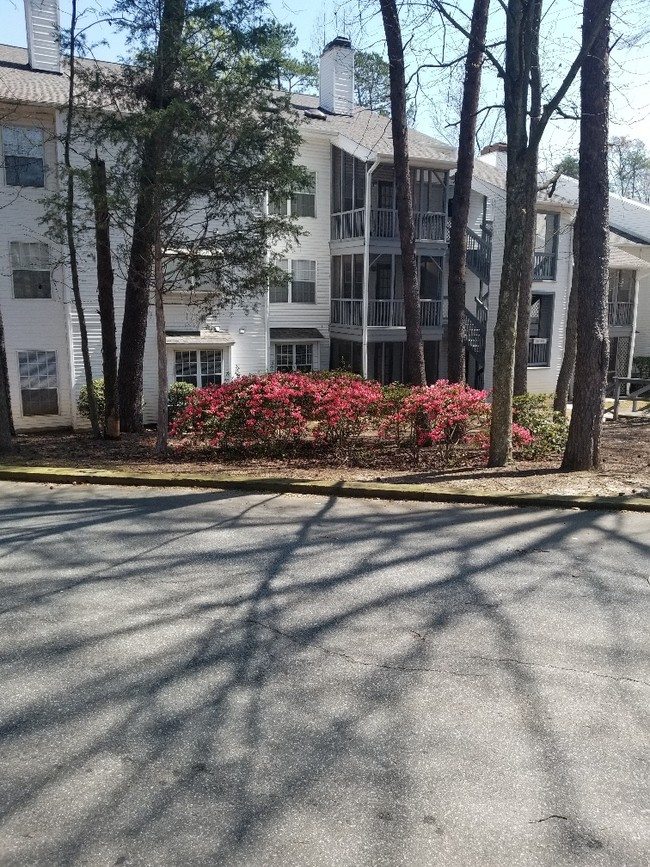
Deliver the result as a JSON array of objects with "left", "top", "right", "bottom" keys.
[{"left": 0, "top": 483, "right": 648, "bottom": 867}]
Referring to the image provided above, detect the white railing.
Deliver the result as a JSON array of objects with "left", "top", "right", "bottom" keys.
[
  {"left": 528, "top": 337, "right": 550, "bottom": 366},
  {"left": 608, "top": 301, "right": 634, "bottom": 327},
  {"left": 367, "top": 299, "right": 442, "bottom": 327},
  {"left": 330, "top": 298, "right": 363, "bottom": 326},
  {"left": 366, "top": 209, "right": 448, "bottom": 242},
  {"left": 331, "top": 208, "right": 365, "bottom": 240}
]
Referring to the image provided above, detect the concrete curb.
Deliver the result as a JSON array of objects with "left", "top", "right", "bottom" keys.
[{"left": 1, "top": 464, "right": 649, "bottom": 513}]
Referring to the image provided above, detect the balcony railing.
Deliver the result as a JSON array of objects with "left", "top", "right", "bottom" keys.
[
  {"left": 330, "top": 298, "right": 363, "bottom": 326},
  {"left": 528, "top": 337, "right": 550, "bottom": 366},
  {"left": 330, "top": 298, "right": 442, "bottom": 327},
  {"left": 608, "top": 301, "right": 634, "bottom": 326},
  {"left": 532, "top": 252, "right": 557, "bottom": 281},
  {"left": 331, "top": 208, "right": 448, "bottom": 242},
  {"left": 466, "top": 227, "right": 492, "bottom": 284},
  {"left": 368, "top": 299, "right": 442, "bottom": 327}
]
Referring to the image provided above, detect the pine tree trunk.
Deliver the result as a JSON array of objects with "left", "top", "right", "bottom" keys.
[
  {"left": 553, "top": 218, "right": 579, "bottom": 415},
  {"left": 447, "top": 0, "right": 490, "bottom": 384},
  {"left": 0, "top": 305, "right": 14, "bottom": 454},
  {"left": 562, "top": 0, "right": 611, "bottom": 471},
  {"left": 154, "top": 225, "right": 169, "bottom": 454},
  {"left": 91, "top": 156, "right": 120, "bottom": 439},
  {"left": 379, "top": 0, "right": 426, "bottom": 386},
  {"left": 117, "top": 0, "right": 186, "bottom": 432},
  {"left": 512, "top": 175, "right": 538, "bottom": 395},
  {"left": 65, "top": 0, "right": 101, "bottom": 438}
]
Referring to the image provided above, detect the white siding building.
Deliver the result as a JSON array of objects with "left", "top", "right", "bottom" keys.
[{"left": 2, "top": 2, "right": 650, "bottom": 433}]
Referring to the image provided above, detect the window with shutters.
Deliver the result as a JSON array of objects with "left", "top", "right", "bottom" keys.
[
  {"left": 2, "top": 126, "right": 45, "bottom": 187},
  {"left": 11, "top": 242, "right": 51, "bottom": 298},
  {"left": 17, "top": 350, "right": 59, "bottom": 415}
]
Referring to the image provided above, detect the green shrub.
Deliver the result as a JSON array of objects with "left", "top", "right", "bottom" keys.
[
  {"left": 633, "top": 356, "right": 650, "bottom": 379},
  {"left": 168, "top": 381, "right": 196, "bottom": 423},
  {"left": 77, "top": 378, "right": 105, "bottom": 430},
  {"left": 512, "top": 393, "right": 568, "bottom": 458}
]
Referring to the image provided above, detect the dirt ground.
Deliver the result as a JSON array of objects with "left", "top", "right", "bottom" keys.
[{"left": 4, "top": 420, "right": 650, "bottom": 498}]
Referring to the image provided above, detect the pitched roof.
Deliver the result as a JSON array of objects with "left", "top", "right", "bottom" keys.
[{"left": 289, "top": 92, "right": 456, "bottom": 165}]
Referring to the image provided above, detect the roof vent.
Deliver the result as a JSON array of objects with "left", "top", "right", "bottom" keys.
[
  {"left": 304, "top": 108, "right": 327, "bottom": 120},
  {"left": 23, "top": 0, "right": 61, "bottom": 73}
]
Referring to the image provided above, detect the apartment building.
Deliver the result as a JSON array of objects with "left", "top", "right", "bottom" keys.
[{"left": 1, "top": 1, "right": 648, "bottom": 432}]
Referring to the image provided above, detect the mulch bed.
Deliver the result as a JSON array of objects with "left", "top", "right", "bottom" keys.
[{"left": 3, "top": 420, "right": 650, "bottom": 498}]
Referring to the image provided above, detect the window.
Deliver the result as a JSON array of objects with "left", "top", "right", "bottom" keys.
[
  {"left": 3, "top": 126, "right": 45, "bottom": 188},
  {"left": 528, "top": 294, "right": 554, "bottom": 366},
  {"left": 269, "top": 172, "right": 316, "bottom": 218},
  {"left": 174, "top": 349, "right": 222, "bottom": 387},
  {"left": 269, "top": 259, "right": 316, "bottom": 303},
  {"left": 18, "top": 350, "right": 59, "bottom": 415},
  {"left": 11, "top": 242, "right": 51, "bottom": 298},
  {"left": 274, "top": 343, "right": 313, "bottom": 373},
  {"left": 292, "top": 173, "right": 316, "bottom": 218}
]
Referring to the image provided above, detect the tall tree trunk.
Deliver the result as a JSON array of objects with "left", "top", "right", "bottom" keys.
[
  {"left": 512, "top": 178, "right": 538, "bottom": 395},
  {"left": 562, "top": 0, "right": 611, "bottom": 471},
  {"left": 553, "top": 217, "right": 579, "bottom": 415},
  {"left": 117, "top": 0, "right": 186, "bottom": 432},
  {"left": 154, "top": 220, "right": 169, "bottom": 454},
  {"left": 447, "top": 0, "right": 490, "bottom": 384},
  {"left": 0, "top": 305, "right": 14, "bottom": 454},
  {"left": 65, "top": 0, "right": 101, "bottom": 438},
  {"left": 379, "top": 0, "right": 426, "bottom": 386},
  {"left": 488, "top": 0, "right": 542, "bottom": 466},
  {"left": 91, "top": 155, "right": 119, "bottom": 439}
]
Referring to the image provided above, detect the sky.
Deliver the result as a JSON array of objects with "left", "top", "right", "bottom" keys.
[{"left": 5, "top": 0, "right": 650, "bottom": 167}]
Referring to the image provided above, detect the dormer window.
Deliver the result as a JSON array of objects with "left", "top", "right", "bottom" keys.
[{"left": 2, "top": 126, "right": 45, "bottom": 188}]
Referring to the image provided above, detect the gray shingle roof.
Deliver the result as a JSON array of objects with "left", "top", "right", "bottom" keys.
[
  {"left": 289, "top": 92, "right": 457, "bottom": 165},
  {"left": 269, "top": 327, "right": 326, "bottom": 340}
]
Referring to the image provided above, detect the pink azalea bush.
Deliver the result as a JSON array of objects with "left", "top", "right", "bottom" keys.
[
  {"left": 170, "top": 372, "right": 535, "bottom": 463},
  {"left": 379, "top": 380, "right": 491, "bottom": 456}
]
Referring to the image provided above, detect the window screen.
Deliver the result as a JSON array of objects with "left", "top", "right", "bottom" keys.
[
  {"left": 291, "top": 260, "right": 316, "bottom": 303},
  {"left": 11, "top": 242, "right": 51, "bottom": 298},
  {"left": 269, "top": 259, "right": 290, "bottom": 303},
  {"left": 200, "top": 350, "right": 222, "bottom": 386},
  {"left": 3, "top": 126, "right": 45, "bottom": 187},
  {"left": 292, "top": 172, "right": 316, "bottom": 218},
  {"left": 18, "top": 350, "right": 58, "bottom": 415},
  {"left": 175, "top": 351, "right": 198, "bottom": 386}
]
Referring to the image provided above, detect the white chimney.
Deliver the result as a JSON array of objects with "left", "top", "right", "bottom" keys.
[
  {"left": 319, "top": 36, "right": 354, "bottom": 116},
  {"left": 479, "top": 143, "right": 508, "bottom": 173},
  {"left": 24, "top": 0, "right": 61, "bottom": 73}
]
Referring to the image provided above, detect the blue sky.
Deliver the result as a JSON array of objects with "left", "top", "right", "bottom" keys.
[{"left": 5, "top": 0, "right": 650, "bottom": 163}]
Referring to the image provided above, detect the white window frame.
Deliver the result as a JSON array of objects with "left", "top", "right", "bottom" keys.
[
  {"left": 10, "top": 241, "right": 52, "bottom": 299},
  {"left": 269, "top": 259, "right": 317, "bottom": 304},
  {"left": 2, "top": 125, "right": 45, "bottom": 188},
  {"left": 173, "top": 348, "right": 224, "bottom": 388},
  {"left": 272, "top": 343, "right": 317, "bottom": 373},
  {"left": 16, "top": 349, "right": 60, "bottom": 417},
  {"left": 269, "top": 171, "right": 317, "bottom": 219}
]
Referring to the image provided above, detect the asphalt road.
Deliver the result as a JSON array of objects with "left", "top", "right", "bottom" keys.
[{"left": 0, "top": 481, "right": 648, "bottom": 867}]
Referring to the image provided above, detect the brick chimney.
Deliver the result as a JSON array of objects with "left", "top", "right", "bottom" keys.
[
  {"left": 319, "top": 36, "right": 354, "bottom": 116},
  {"left": 24, "top": 0, "right": 61, "bottom": 73}
]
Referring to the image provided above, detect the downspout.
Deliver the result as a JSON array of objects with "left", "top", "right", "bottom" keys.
[
  {"left": 362, "top": 157, "right": 381, "bottom": 378},
  {"left": 628, "top": 268, "right": 641, "bottom": 379},
  {"left": 264, "top": 191, "right": 270, "bottom": 373}
]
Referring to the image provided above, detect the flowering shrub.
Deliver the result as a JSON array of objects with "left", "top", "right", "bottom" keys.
[
  {"left": 170, "top": 373, "right": 319, "bottom": 453},
  {"left": 170, "top": 372, "right": 536, "bottom": 465},
  {"left": 512, "top": 393, "right": 567, "bottom": 458},
  {"left": 379, "top": 380, "right": 491, "bottom": 458},
  {"left": 312, "top": 376, "right": 383, "bottom": 452}
]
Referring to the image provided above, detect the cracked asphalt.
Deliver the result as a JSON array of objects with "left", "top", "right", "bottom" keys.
[{"left": 0, "top": 480, "right": 648, "bottom": 867}]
